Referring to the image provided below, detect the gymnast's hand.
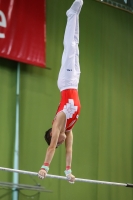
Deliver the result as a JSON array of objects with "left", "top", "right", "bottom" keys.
[
  {"left": 38, "top": 169, "right": 47, "bottom": 179},
  {"left": 66, "top": 173, "right": 75, "bottom": 183}
]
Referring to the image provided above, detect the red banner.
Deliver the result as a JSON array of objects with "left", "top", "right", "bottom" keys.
[{"left": 0, "top": 0, "right": 46, "bottom": 68}]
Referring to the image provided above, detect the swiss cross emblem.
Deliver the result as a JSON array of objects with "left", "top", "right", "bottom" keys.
[{"left": 63, "top": 99, "right": 77, "bottom": 119}]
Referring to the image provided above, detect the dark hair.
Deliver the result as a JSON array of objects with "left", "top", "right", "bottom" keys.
[{"left": 44, "top": 128, "right": 52, "bottom": 145}]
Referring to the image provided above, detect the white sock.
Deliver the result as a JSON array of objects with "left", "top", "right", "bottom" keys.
[{"left": 69, "top": 0, "right": 83, "bottom": 14}]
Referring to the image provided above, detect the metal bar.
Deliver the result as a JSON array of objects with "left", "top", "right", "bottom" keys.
[
  {"left": 13, "top": 63, "right": 20, "bottom": 200},
  {"left": 0, "top": 167, "right": 133, "bottom": 188}
]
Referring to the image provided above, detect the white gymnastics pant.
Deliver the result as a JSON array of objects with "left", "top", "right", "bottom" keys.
[{"left": 57, "top": 0, "right": 83, "bottom": 91}]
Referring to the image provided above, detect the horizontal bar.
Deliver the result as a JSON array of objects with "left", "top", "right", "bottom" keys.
[{"left": 0, "top": 167, "right": 132, "bottom": 188}]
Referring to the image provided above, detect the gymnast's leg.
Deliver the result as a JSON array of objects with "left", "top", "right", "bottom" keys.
[{"left": 57, "top": 0, "right": 83, "bottom": 91}]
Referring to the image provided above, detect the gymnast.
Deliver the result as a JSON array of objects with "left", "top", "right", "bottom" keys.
[{"left": 38, "top": 0, "right": 83, "bottom": 183}]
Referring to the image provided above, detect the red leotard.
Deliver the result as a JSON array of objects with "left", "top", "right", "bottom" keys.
[{"left": 54, "top": 89, "right": 81, "bottom": 132}]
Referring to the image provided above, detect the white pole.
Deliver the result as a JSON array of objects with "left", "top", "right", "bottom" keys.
[
  {"left": 13, "top": 63, "right": 20, "bottom": 200},
  {"left": 0, "top": 167, "right": 133, "bottom": 188}
]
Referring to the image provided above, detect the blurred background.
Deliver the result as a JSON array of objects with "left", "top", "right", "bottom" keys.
[{"left": 0, "top": 0, "right": 133, "bottom": 199}]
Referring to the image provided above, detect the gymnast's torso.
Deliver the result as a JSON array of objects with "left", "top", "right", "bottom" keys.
[{"left": 54, "top": 89, "right": 81, "bottom": 132}]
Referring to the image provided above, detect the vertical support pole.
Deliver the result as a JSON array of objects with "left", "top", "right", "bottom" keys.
[{"left": 12, "top": 63, "right": 20, "bottom": 200}]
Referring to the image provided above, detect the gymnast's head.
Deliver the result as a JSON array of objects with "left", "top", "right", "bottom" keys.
[
  {"left": 44, "top": 128, "right": 66, "bottom": 147},
  {"left": 45, "top": 128, "right": 52, "bottom": 146}
]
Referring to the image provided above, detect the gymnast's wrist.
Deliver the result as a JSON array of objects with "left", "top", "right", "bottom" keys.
[
  {"left": 41, "top": 163, "right": 49, "bottom": 172},
  {"left": 64, "top": 169, "right": 72, "bottom": 176}
]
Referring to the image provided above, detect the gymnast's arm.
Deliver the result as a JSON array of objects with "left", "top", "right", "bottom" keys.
[
  {"left": 38, "top": 112, "right": 66, "bottom": 179},
  {"left": 65, "top": 130, "right": 75, "bottom": 182},
  {"left": 44, "top": 122, "right": 60, "bottom": 164},
  {"left": 65, "top": 130, "right": 73, "bottom": 167}
]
